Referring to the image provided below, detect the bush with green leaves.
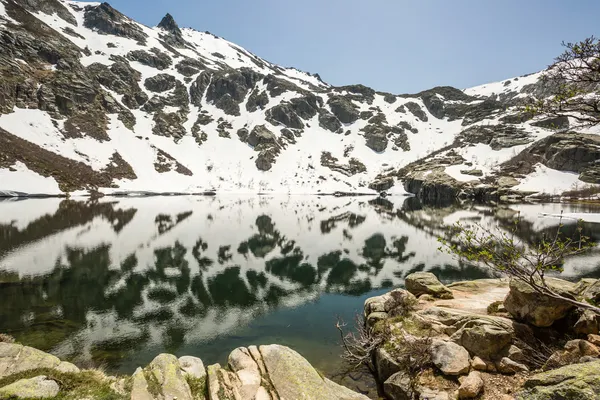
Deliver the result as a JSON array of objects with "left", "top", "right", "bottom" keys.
[
  {"left": 438, "top": 212, "right": 599, "bottom": 315},
  {"left": 525, "top": 36, "right": 600, "bottom": 127}
]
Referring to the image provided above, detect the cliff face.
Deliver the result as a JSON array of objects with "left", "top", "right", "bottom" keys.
[{"left": 0, "top": 0, "right": 598, "bottom": 197}]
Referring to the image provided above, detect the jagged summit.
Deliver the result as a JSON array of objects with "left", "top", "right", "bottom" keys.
[
  {"left": 157, "top": 13, "right": 180, "bottom": 34},
  {"left": 0, "top": 0, "right": 598, "bottom": 198}
]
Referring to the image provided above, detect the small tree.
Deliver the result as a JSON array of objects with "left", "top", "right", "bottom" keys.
[
  {"left": 526, "top": 36, "right": 600, "bottom": 126},
  {"left": 438, "top": 212, "right": 599, "bottom": 315}
]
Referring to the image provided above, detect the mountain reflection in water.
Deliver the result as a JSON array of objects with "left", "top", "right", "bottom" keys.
[{"left": 1, "top": 196, "right": 599, "bottom": 374}]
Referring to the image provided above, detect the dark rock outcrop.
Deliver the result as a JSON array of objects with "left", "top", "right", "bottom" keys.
[
  {"left": 328, "top": 96, "right": 359, "bottom": 124},
  {"left": 144, "top": 73, "right": 177, "bottom": 92},
  {"left": 127, "top": 48, "right": 172, "bottom": 70},
  {"left": 266, "top": 104, "right": 304, "bottom": 129},
  {"left": 83, "top": 3, "right": 147, "bottom": 44}
]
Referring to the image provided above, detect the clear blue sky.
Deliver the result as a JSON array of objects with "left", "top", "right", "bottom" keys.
[{"left": 89, "top": 0, "right": 599, "bottom": 94}]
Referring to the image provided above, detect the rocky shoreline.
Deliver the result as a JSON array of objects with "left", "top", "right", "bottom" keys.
[
  {"left": 364, "top": 273, "right": 600, "bottom": 399},
  {"left": 0, "top": 341, "right": 370, "bottom": 399}
]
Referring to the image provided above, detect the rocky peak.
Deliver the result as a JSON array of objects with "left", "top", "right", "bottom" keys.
[
  {"left": 83, "top": 2, "right": 148, "bottom": 44},
  {"left": 158, "top": 13, "right": 180, "bottom": 34},
  {"left": 156, "top": 12, "right": 187, "bottom": 48}
]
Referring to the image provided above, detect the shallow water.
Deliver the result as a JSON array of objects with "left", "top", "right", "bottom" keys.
[{"left": 1, "top": 196, "right": 599, "bottom": 377}]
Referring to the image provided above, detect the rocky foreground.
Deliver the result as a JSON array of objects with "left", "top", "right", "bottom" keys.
[
  {"left": 364, "top": 273, "right": 600, "bottom": 399},
  {"left": 0, "top": 341, "right": 368, "bottom": 399}
]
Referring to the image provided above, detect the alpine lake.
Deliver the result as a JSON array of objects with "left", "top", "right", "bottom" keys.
[{"left": 1, "top": 195, "right": 599, "bottom": 383}]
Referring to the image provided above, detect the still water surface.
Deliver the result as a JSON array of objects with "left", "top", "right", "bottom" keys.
[{"left": 1, "top": 196, "right": 599, "bottom": 376}]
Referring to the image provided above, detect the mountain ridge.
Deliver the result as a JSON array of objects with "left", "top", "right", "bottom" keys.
[{"left": 0, "top": 0, "right": 598, "bottom": 198}]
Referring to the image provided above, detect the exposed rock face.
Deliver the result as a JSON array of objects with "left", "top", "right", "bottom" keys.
[
  {"left": 266, "top": 103, "right": 305, "bottom": 129},
  {"left": 144, "top": 73, "right": 177, "bottom": 92},
  {"left": 83, "top": 2, "right": 148, "bottom": 44},
  {"left": 157, "top": 13, "right": 187, "bottom": 48},
  {"left": 405, "top": 272, "right": 453, "bottom": 299},
  {"left": 459, "top": 124, "right": 533, "bottom": 150},
  {"left": 405, "top": 101, "right": 428, "bottom": 122},
  {"left": 247, "top": 125, "right": 277, "bottom": 148},
  {"left": 127, "top": 48, "right": 172, "bottom": 70},
  {"left": 319, "top": 110, "right": 343, "bottom": 132},
  {"left": 503, "top": 278, "right": 577, "bottom": 328},
  {"left": 501, "top": 132, "right": 600, "bottom": 184},
  {"left": 320, "top": 152, "right": 366, "bottom": 176},
  {"left": 328, "top": 96, "right": 359, "bottom": 124},
  {"left": 531, "top": 115, "right": 569, "bottom": 130},
  {"left": 517, "top": 360, "right": 600, "bottom": 399}
]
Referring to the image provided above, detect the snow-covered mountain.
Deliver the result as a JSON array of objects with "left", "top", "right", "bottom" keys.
[{"left": 0, "top": 0, "right": 598, "bottom": 197}]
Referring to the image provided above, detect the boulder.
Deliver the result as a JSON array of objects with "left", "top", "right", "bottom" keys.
[
  {"left": 452, "top": 323, "right": 513, "bottom": 359},
  {"left": 375, "top": 347, "right": 402, "bottom": 382},
  {"left": 259, "top": 344, "right": 369, "bottom": 399},
  {"left": 471, "top": 357, "right": 487, "bottom": 371},
  {"left": 517, "top": 360, "right": 600, "bottom": 399},
  {"left": 574, "top": 310, "right": 600, "bottom": 335},
  {"left": 577, "top": 278, "right": 600, "bottom": 305},
  {"left": 179, "top": 356, "right": 206, "bottom": 379},
  {"left": 405, "top": 272, "right": 453, "bottom": 299},
  {"left": 0, "top": 343, "right": 61, "bottom": 378},
  {"left": 228, "top": 347, "right": 263, "bottom": 400},
  {"left": 419, "top": 389, "right": 450, "bottom": 400},
  {"left": 458, "top": 371, "right": 484, "bottom": 399},
  {"left": 364, "top": 288, "right": 417, "bottom": 322},
  {"left": 429, "top": 340, "right": 470, "bottom": 376},
  {"left": 588, "top": 334, "right": 600, "bottom": 347},
  {"left": 383, "top": 371, "right": 414, "bottom": 400},
  {"left": 131, "top": 367, "right": 154, "bottom": 400},
  {"left": 148, "top": 353, "right": 193, "bottom": 400},
  {"left": 256, "top": 148, "right": 278, "bottom": 171},
  {"left": 0, "top": 375, "right": 59, "bottom": 399},
  {"left": 545, "top": 339, "right": 600, "bottom": 370},
  {"left": 496, "top": 357, "right": 528, "bottom": 374},
  {"left": 55, "top": 361, "right": 80, "bottom": 374},
  {"left": 503, "top": 278, "right": 577, "bottom": 327}
]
